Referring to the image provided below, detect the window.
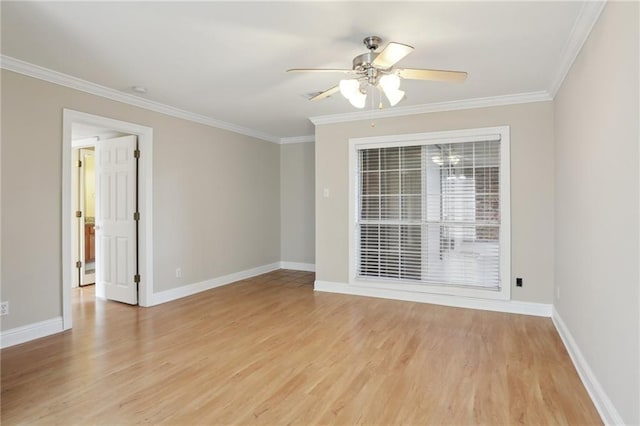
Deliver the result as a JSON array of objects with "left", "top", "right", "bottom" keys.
[{"left": 351, "top": 127, "right": 510, "bottom": 299}]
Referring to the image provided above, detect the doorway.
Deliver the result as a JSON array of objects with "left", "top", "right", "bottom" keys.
[
  {"left": 77, "top": 146, "right": 96, "bottom": 287},
  {"left": 72, "top": 130, "right": 134, "bottom": 295},
  {"left": 62, "top": 110, "right": 154, "bottom": 331}
]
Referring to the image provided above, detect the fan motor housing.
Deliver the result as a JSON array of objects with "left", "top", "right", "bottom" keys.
[{"left": 352, "top": 52, "right": 378, "bottom": 71}]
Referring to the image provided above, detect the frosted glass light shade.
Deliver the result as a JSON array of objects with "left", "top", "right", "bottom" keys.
[
  {"left": 379, "top": 74, "right": 404, "bottom": 106},
  {"left": 349, "top": 90, "right": 367, "bottom": 108},
  {"left": 339, "top": 79, "right": 360, "bottom": 98},
  {"left": 379, "top": 74, "right": 401, "bottom": 91},
  {"left": 340, "top": 79, "right": 366, "bottom": 108},
  {"left": 384, "top": 88, "right": 404, "bottom": 106}
]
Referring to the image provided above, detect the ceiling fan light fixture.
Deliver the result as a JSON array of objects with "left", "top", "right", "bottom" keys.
[
  {"left": 340, "top": 79, "right": 366, "bottom": 108},
  {"left": 379, "top": 74, "right": 404, "bottom": 106},
  {"left": 383, "top": 87, "right": 405, "bottom": 106},
  {"left": 339, "top": 79, "right": 359, "bottom": 98},
  {"left": 348, "top": 90, "right": 367, "bottom": 108},
  {"left": 379, "top": 73, "right": 400, "bottom": 91}
]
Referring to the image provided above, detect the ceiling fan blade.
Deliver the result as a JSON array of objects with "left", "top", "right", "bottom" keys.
[
  {"left": 397, "top": 68, "right": 468, "bottom": 82},
  {"left": 287, "top": 68, "right": 354, "bottom": 74},
  {"left": 309, "top": 85, "right": 340, "bottom": 101},
  {"left": 372, "top": 42, "right": 414, "bottom": 69}
]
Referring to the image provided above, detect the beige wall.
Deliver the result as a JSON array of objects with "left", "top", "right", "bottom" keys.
[
  {"left": 1, "top": 70, "right": 281, "bottom": 330},
  {"left": 315, "top": 101, "right": 555, "bottom": 303},
  {"left": 554, "top": 2, "right": 639, "bottom": 424},
  {"left": 280, "top": 142, "right": 315, "bottom": 265}
]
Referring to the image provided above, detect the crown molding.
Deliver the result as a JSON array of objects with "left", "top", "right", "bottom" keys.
[
  {"left": 0, "top": 55, "right": 281, "bottom": 144},
  {"left": 548, "top": 1, "right": 606, "bottom": 97},
  {"left": 310, "top": 91, "right": 552, "bottom": 126},
  {"left": 279, "top": 135, "right": 315, "bottom": 144}
]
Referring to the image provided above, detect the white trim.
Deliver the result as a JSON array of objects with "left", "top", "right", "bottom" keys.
[
  {"left": 279, "top": 135, "right": 315, "bottom": 144},
  {"left": 311, "top": 91, "right": 551, "bottom": 126},
  {"left": 315, "top": 281, "right": 550, "bottom": 317},
  {"left": 279, "top": 261, "right": 316, "bottom": 272},
  {"left": 1, "top": 317, "right": 64, "bottom": 349},
  {"left": 552, "top": 307, "right": 621, "bottom": 425},
  {"left": 350, "top": 130, "right": 503, "bottom": 148},
  {"left": 62, "top": 110, "right": 154, "bottom": 330},
  {"left": 70, "top": 147, "right": 80, "bottom": 290},
  {"left": 347, "top": 278, "right": 509, "bottom": 301},
  {"left": 500, "top": 127, "right": 512, "bottom": 300},
  {"left": 348, "top": 126, "right": 511, "bottom": 301},
  {"left": 150, "top": 263, "right": 281, "bottom": 306},
  {"left": 548, "top": 1, "right": 607, "bottom": 97},
  {"left": 1, "top": 55, "right": 281, "bottom": 144}
]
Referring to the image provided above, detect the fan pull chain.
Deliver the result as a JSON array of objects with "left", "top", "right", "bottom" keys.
[
  {"left": 370, "top": 85, "right": 376, "bottom": 127},
  {"left": 371, "top": 85, "right": 385, "bottom": 127}
]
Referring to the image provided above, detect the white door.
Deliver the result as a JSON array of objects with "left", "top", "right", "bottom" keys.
[{"left": 95, "top": 135, "right": 138, "bottom": 304}]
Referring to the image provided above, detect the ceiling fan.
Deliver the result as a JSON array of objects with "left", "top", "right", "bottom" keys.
[{"left": 287, "top": 36, "right": 467, "bottom": 109}]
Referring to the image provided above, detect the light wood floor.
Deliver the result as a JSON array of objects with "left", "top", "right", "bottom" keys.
[{"left": 2, "top": 270, "right": 601, "bottom": 425}]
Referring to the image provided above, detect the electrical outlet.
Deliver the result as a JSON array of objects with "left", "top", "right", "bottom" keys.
[
  {"left": 0, "top": 301, "right": 9, "bottom": 316},
  {"left": 516, "top": 277, "right": 523, "bottom": 287},
  {"left": 175, "top": 268, "right": 182, "bottom": 278}
]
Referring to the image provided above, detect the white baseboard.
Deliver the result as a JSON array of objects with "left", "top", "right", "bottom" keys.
[
  {"left": 552, "top": 308, "right": 622, "bottom": 425},
  {"left": 1, "top": 317, "right": 64, "bottom": 349},
  {"left": 279, "top": 261, "right": 316, "bottom": 272},
  {"left": 150, "top": 262, "right": 281, "bottom": 306},
  {"left": 314, "top": 280, "right": 552, "bottom": 317}
]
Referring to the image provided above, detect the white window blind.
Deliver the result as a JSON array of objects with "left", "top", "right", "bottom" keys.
[{"left": 356, "top": 138, "right": 502, "bottom": 289}]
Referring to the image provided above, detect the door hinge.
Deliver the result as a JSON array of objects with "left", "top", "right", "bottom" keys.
[
  {"left": 134, "top": 211, "right": 140, "bottom": 221},
  {"left": 134, "top": 274, "right": 141, "bottom": 283},
  {"left": 76, "top": 160, "right": 82, "bottom": 167},
  {"left": 75, "top": 210, "right": 82, "bottom": 218},
  {"left": 134, "top": 149, "right": 140, "bottom": 159},
  {"left": 76, "top": 261, "right": 82, "bottom": 269}
]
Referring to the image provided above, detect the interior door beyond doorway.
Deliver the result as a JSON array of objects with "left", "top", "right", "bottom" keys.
[{"left": 79, "top": 148, "right": 96, "bottom": 286}]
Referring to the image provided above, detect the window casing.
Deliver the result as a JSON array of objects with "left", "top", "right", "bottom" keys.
[{"left": 349, "top": 127, "right": 510, "bottom": 300}]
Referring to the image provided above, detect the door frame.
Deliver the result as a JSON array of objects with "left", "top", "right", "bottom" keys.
[{"left": 62, "top": 109, "right": 154, "bottom": 330}]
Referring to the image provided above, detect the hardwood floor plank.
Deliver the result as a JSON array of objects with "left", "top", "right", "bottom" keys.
[{"left": 1, "top": 270, "right": 601, "bottom": 425}]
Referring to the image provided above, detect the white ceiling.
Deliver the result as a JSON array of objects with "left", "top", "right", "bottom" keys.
[{"left": 2, "top": 1, "right": 588, "bottom": 140}]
